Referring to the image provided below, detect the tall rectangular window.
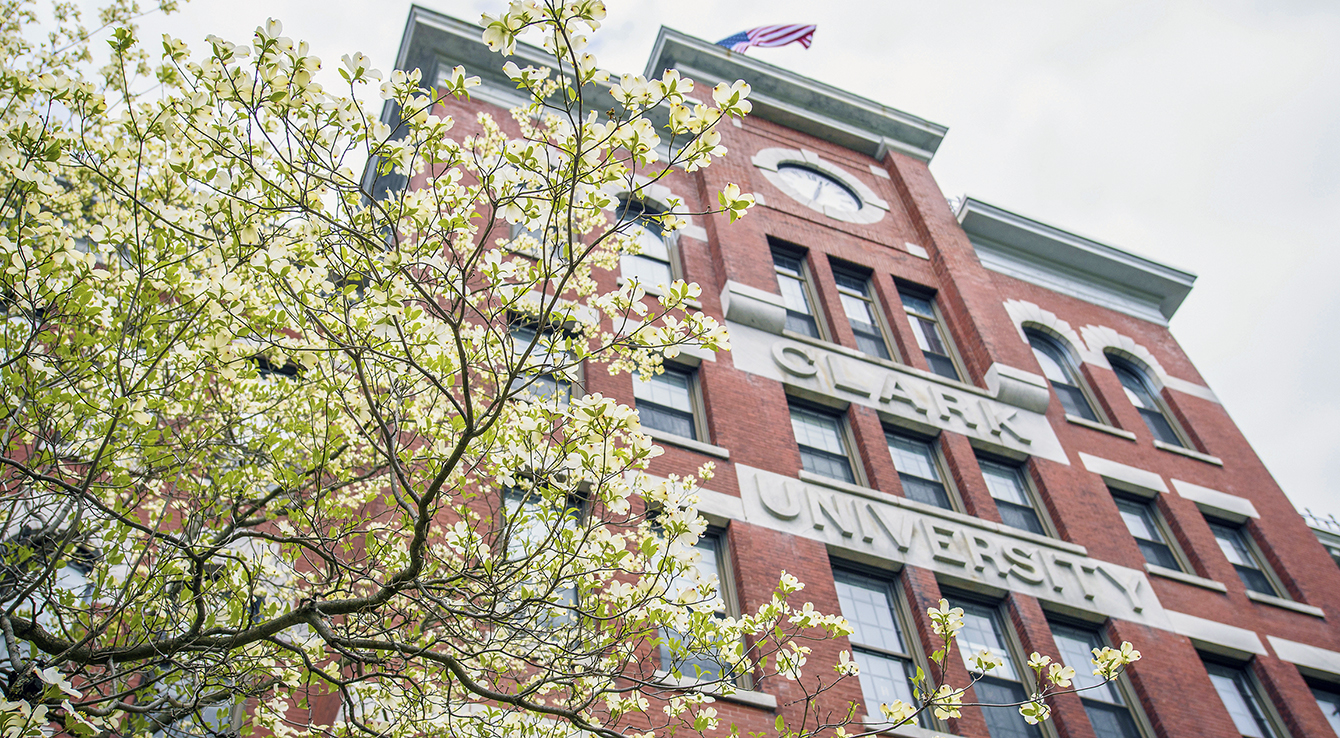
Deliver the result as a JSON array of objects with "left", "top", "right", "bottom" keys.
[
  {"left": 950, "top": 599, "right": 1040, "bottom": 738},
  {"left": 790, "top": 403, "right": 856, "bottom": 484},
  {"left": 618, "top": 200, "right": 674, "bottom": 289},
  {"left": 772, "top": 246, "right": 822, "bottom": 338},
  {"left": 1207, "top": 520, "right": 1281, "bottom": 597},
  {"left": 633, "top": 365, "right": 703, "bottom": 441},
  {"left": 832, "top": 267, "right": 891, "bottom": 360},
  {"left": 509, "top": 323, "right": 577, "bottom": 407},
  {"left": 833, "top": 570, "right": 922, "bottom": 726},
  {"left": 886, "top": 431, "right": 952, "bottom": 510},
  {"left": 503, "top": 485, "right": 581, "bottom": 626},
  {"left": 1204, "top": 661, "right": 1283, "bottom": 738},
  {"left": 898, "top": 288, "right": 960, "bottom": 381},
  {"left": 1050, "top": 622, "right": 1147, "bottom": 738},
  {"left": 659, "top": 532, "right": 736, "bottom": 682},
  {"left": 1113, "top": 494, "right": 1184, "bottom": 572},
  {"left": 980, "top": 459, "right": 1046, "bottom": 536}
]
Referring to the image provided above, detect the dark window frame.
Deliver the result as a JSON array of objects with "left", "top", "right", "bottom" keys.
[
  {"left": 789, "top": 401, "right": 859, "bottom": 485},
  {"left": 1107, "top": 355, "right": 1186, "bottom": 448},
  {"left": 830, "top": 262, "right": 896, "bottom": 362},
  {"left": 771, "top": 242, "right": 827, "bottom": 340},
  {"left": 1026, "top": 329, "right": 1100, "bottom": 423},
  {"left": 1111, "top": 490, "right": 1189, "bottom": 573},
  {"left": 832, "top": 567, "right": 934, "bottom": 730},
  {"left": 978, "top": 457, "right": 1050, "bottom": 537},
  {"left": 1201, "top": 657, "right": 1287, "bottom": 738},
  {"left": 885, "top": 428, "right": 956, "bottom": 511},
  {"left": 1205, "top": 517, "right": 1285, "bottom": 599},
  {"left": 632, "top": 363, "right": 708, "bottom": 442},
  {"left": 896, "top": 285, "right": 964, "bottom": 383}
]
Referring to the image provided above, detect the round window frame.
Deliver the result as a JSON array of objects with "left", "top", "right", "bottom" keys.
[{"left": 752, "top": 148, "right": 889, "bottom": 225}]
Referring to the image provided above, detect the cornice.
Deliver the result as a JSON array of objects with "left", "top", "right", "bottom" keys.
[
  {"left": 645, "top": 28, "right": 947, "bottom": 162},
  {"left": 958, "top": 198, "right": 1197, "bottom": 322}
]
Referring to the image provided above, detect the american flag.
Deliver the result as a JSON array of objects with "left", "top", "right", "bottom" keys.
[{"left": 716, "top": 24, "right": 816, "bottom": 54}]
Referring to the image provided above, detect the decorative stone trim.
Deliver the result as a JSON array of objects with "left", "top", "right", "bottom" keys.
[
  {"left": 720, "top": 280, "right": 788, "bottom": 334},
  {"left": 653, "top": 672, "right": 778, "bottom": 710},
  {"left": 861, "top": 717, "right": 956, "bottom": 738},
  {"left": 1165, "top": 610, "right": 1266, "bottom": 658},
  {"left": 1065, "top": 415, "right": 1137, "bottom": 441},
  {"left": 1078, "top": 452, "right": 1168, "bottom": 496},
  {"left": 1268, "top": 636, "right": 1340, "bottom": 679},
  {"left": 1001, "top": 299, "right": 1101, "bottom": 365},
  {"left": 1154, "top": 441, "right": 1223, "bottom": 466},
  {"left": 751, "top": 147, "right": 888, "bottom": 225},
  {"left": 644, "top": 427, "right": 730, "bottom": 460},
  {"left": 1247, "top": 592, "right": 1325, "bottom": 619},
  {"left": 1171, "top": 479, "right": 1257, "bottom": 521},
  {"left": 1146, "top": 564, "right": 1228, "bottom": 593},
  {"left": 984, "top": 363, "right": 1051, "bottom": 414}
]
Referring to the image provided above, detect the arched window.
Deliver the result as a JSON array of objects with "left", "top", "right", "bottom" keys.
[
  {"left": 1108, "top": 355, "right": 1184, "bottom": 447},
  {"left": 1025, "top": 330, "right": 1097, "bottom": 422}
]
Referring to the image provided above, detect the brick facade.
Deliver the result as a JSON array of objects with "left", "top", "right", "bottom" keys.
[{"left": 390, "top": 9, "right": 1340, "bottom": 738}]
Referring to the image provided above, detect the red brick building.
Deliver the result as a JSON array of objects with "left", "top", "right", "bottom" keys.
[{"left": 390, "top": 8, "right": 1340, "bottom": 737}]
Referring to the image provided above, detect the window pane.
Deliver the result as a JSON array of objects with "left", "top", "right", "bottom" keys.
[
  {"left": 833, "top": 573, "right": 905, "bottom": 654},
  {"left": 633, "top": 368, "right": 693, "bottom": 412},
  {"left": 1312, "top": 687, "right": 1340, "bottom": 736},
  {"left": 660, "top": 535, "right": 733, "bottom": 682},
  {"left": 887, "top": 435, "right": 939, "bottom": 482},
  {"left": 898, "top": 291, "right": 936, "bottom": 318},
  {"left": 975, "top": 679, "right": 1041, "bottom": 738},
  {"left": 1085, "top": 701, "right": 1144, "bottom": 738},
  {"left": 997, "top": 500, "right": 1045, "bottom": 536},
  {"left": 777, "top": 271, "right": 813, "bottom": 315},
  {"left": 792, "top": 408, "right": 846, "bottom": 454},
  {"left": 622, "top": 253, "right": 673, "bottom": 288},
  {"left": 1056, "top": 383, "right": 1098, "bottom": 422},
  {"left": 840, "top": 292, "right": 873, "bottom": 324},
  {"left": 1050, "top": 625, "right": 1122, "bottom": 703},
  {"left": 1115, "top": 499, "right": 1162, "bottom": 543},
  {"left": 954, "top": 602, "right": 1018, "bottom": 681},
  {"left": 925, "top": 353, "right": 961, "bottom": 381},
  {"left": 1113, "top": 364, "right": 1157, "bottom": 411},
  {"left": 1138, "top": 409, "right": 1183, "bottom": 447},
  {"left": 801, "top": 449, "right": 855, "bottom": 483},
  {"left": 855, "top": 650, "right": 917, "bottom": 717},
  {"left": 1030, "top": 339, "right": 1071, "bottom": 385},
  {"left": 899, "top": 475, "right": 951, "bottom": 509},
  {"left": 1206, "top": 664, "right": 1275, "bottom": 738},
  {"left": 981, "top": 462, "right": 1030, "bottom": 506}
]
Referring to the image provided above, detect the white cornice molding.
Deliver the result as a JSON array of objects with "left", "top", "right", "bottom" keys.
[
  {"left": 959, "top": 198, "right": 1197, "bottom": 323},
  {"left": 646, "top": 29, "right": 946, "bottom": 162}
]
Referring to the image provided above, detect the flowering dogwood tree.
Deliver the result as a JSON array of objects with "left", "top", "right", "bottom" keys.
[{"left": 0, "top": 0, "right": 1139, "bottom": 736}]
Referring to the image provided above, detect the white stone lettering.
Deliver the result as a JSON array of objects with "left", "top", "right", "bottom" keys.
[{"left": 736, "top": 463, "right": 1169, "bottom": 630}]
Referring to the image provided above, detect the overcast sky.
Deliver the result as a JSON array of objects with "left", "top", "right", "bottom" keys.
[{"left": 128, "top": 0, "right": 1340, "bottom": 516}]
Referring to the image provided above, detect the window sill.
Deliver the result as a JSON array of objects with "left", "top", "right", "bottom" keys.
[
  {"left": 1065, "top": 414, "right": 1137, "bottom": 441},
  {"left": 861, "top": 716, "right": 954, "bottom": 738},
  {"left": 644, "top": 427, "right": 730, "bottom": 459},
  {"left": 653, "top": 671, "right": 777, "bottom": 709},
  {"left": 616, "top": 277, "right": 703, "bottom": 310},
  {"left": 1246, "top": 591, "right": 1325, "bottom": 618},
  {"left": 796, "top": 471, "right": 1088, "bottom": 556},
  {"left": 1146, "top": 563, "right": 1227, "bottom": 593},
  {"left": 779, "top": 330, "right": 986, "bottom": 397},
  {"left": 1153, "top": 440, "right": 1223, "bottom": 466}
]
